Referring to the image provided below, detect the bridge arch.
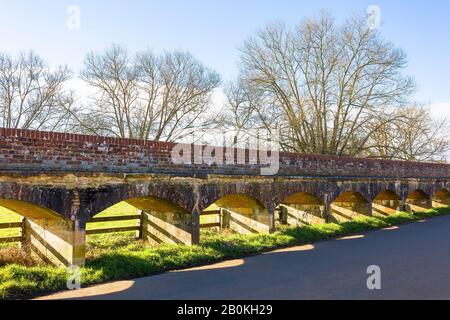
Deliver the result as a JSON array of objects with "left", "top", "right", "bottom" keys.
[
  {"left": 198, "top": 182, "right": 271, "bottom": 213},
  {"left": 283, "top": 192, "right": 324, "bottom": 205},
  {"left": 406, "top": 189, "right": 432, "bottom": 212},
  {"left": 211, "top": 194, "right": 267, "bottom": 209},
  {"left": 432, "top": 188, "right": 450, "bottom": 207},
  {"left": 434, "top": 188, "right": 450, "bottom": 196},
  {"left": 0, "top": 183, "right": 74, "bottom": 220},
  {"left": 330, "top": 191, "right": 371, "bottom": 223},
  {"left": 88, "top": 195, "right": 194, "bottom": 246},
  {"left": 278, "top": 192, "right": 326, "bottom": 226},
  {"left": 201, "top": 193, "right": 271, "bottom": 235},
  {"left": 0, "top": 199, "right": 63, "bottom": 221},
  {"left": 273, "top": 183, "right": 328, "bottom": 208},
  {"left": 372, "top": 190, "right": 402, "bottom": 217},
  {"left": 81, "top": 181, "right": 197, "bottom": 222}
]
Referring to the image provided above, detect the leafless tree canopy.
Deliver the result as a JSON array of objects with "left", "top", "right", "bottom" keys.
[
  {"left": 231, "top": 13, "right": 423, "bottom": 158},
  {"left": 213, "top": 80, "right": 263, "bottom": 145},
  {"left": 0, "top": 51, "right": 75, "bottom": 131},
  {"left": 367, "top": 106, "right": 449, "bottom": 162},
  {"left": 0, "top": 12, "right": 448, "bottom": 162},
  {"left": 79, "top": 46, "right": 221, "bottom": 141}
]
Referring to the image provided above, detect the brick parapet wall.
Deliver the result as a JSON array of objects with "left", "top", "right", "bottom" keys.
[{"left": 0, "top": 128, "right": 449, "bottom": 179}]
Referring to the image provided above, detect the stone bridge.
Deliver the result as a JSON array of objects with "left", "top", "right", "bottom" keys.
[{"left": 0, "top": 128, "right": 449, "bottom": 266}]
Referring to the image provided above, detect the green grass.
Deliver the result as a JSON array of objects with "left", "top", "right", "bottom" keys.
[
  {"left": 86, "top": 202, "right": 139, "bottom": 231},
  {"left": 0, "top": 206, "right": 449, "bottom": 300},
  {"left": 0, "top": 208, "right": 21, "bottom": 239}
]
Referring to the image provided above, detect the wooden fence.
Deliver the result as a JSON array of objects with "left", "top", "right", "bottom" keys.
[
  {"left": 86, "top": 214, "right": 142, "bottom": 236},
  {"left": 0, "top": 210, "right": 223, "bottom": 244},
  {"left": 0, "top": 221, "right": 24, "bottom": 244},
  {"left": 200, "top": 210, "right": 221, "bottom": 229}
]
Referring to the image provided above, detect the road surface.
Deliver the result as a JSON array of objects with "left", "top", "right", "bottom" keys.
[{"left": 38, "top": 215, "right": 450, "bottom": 300}]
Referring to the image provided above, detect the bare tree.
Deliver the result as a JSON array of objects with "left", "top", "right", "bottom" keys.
[
  {"left": 366, "top": 106, "right": 449, "bottom": 162},
  {"left": 79, "top": 45, "right": 221, "bottom": 141},
  {"left": 0, "top": 51, "right": 76, "bottom": 131},
  {"left": 237, "top": 12, "right": 416, "bottom": 156},
  {"left": 215, "top": 80, "right": 263, "bottom": 145}
]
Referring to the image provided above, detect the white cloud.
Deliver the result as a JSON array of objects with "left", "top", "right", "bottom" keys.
[
  {"left": 428, "top": 102, "right": 450, "bottom": 119},
  {"left": 66, "top": 78, "right": 94, "bottom": 113},
  {"left": 211, "top": 88, "right": 227, "bottom": 113}
]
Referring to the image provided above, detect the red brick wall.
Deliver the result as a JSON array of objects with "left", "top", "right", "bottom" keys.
[{"left": 0, "top": 128, "right": 449, "bottom": 178}]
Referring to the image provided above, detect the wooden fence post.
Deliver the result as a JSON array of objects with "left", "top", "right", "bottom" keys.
[
  {"left": 137, "top": 209, "right": 144, "bottom": 239},
  {"left": 20, "top": 217, "right": 31, "bottom": 255}
]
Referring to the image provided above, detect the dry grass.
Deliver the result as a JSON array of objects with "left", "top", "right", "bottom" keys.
[{"left": 0, "top": 246, "right": 37, "bottom": 268}]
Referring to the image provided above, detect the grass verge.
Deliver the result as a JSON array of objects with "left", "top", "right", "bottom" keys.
[{"left": 0, "top": 207, "right": 449, "bottom": 300}]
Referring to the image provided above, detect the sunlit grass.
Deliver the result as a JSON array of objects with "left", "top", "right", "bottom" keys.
[
  {"left": 86, "top": 202, "right": 138, "bottom": 231},
  {"left": 0, "top": 207, "right": 21, "bottom": 239}
]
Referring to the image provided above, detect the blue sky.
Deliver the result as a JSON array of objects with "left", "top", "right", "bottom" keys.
[{"left": 0, "top": 0, "right": 449, "bottom": 109}]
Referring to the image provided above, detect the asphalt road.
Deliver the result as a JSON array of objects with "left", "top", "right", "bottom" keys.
[{"left": 38, "top": 215, "right": 450, "bottom": 300}]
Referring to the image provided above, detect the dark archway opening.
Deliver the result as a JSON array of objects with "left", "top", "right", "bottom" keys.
[
  {"left": 330, "top": 191, "right": 371, "bottom": 222},
  {"left": 406, "top": 189, "right": 432, "bottom": 212},
  {"left": 432, "top": 189, "right": 450, "bottom": 208},
  {"left": 278, "top": 192, "right": 325, "bottom": 226},
  {"left": 200, "top": 194, "right": 270, "bottom": 238},
  {"left": 372, "top": 190, "right": 402, "bottom": 217}
]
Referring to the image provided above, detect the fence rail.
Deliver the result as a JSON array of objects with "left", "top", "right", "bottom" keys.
[
  {"left": 0, "top": 210, "right": 223, "bottom": 243},
  {"left": 89, "top": 215, "right": 141, "bottom": 223},
  {"left": 86, "top": 214, "right": 141, "bottom": 236},
  {"left": 0, "top": 215, "right": 143, "bottom": 242},
  {"left": 0, "top": 221, "right": 23, "bottom": 244},
  {"left": 200, "top": 222, "right": 221, "bottom": 229},
  {"left": 0, "top": 236, "right": 22, "bottom": 244},
  {"left": 200, "top": 210, "right": 220, "bottom": 216},
  {"left": 0, "top": 222, "right": 22, "bottom": 229},
  {"left": 86, "top": 225, "right": 140, "bottom": 235}
]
